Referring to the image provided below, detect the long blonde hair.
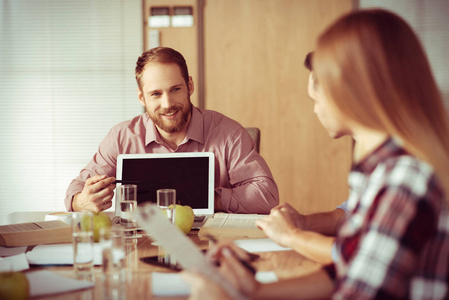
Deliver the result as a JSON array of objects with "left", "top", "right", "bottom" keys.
[{"left": 314, "top": 9, "right": 449, "bottom": 199}]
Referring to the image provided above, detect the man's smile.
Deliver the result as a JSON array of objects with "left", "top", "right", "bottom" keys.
[{"left": 160, "top": 109, "right": 179, "bottom": 120}]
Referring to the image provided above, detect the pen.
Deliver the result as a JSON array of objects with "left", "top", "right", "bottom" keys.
[
  {"left": 205, "top": 235, "right": 257, "bottom": 275},
  {"left": 113, "top": 180, "right": 143, "bottom": 184}
]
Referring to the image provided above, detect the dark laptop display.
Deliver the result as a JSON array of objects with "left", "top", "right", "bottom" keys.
[
  {"left": 115, "top": 152, "right": 215, "bottom": 217},
  {"left": 122, "top": 156, "right": 208, "bottom": 208}
]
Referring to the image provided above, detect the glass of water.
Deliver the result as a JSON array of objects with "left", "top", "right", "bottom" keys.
[
  {"left": 120, "top": 184, "right": 137, "bottom": 238},
  {"left": 72, "top": 211, "right": 94, "bottom": 279},
  {"left": 100, "top": 226, "right": 126, "bottom": 299},
  {"left": 157, "top": 189, "right": 176, "bottom": 266},
  {"left": 157, "top": 189, "right": 176, "bottom": 224}
]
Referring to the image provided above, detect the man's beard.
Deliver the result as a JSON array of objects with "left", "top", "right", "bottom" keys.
[{"left": 149, "top": 100, "right": 192, "bottom": 134}]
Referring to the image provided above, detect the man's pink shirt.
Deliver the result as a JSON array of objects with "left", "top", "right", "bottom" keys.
[{"left": 65, "top": 107, "right": 279, "bottom": 213}]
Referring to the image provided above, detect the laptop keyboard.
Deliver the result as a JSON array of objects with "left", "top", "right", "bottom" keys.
[{"left": 194, "top": 215, "right": 205, "bottom": 222}]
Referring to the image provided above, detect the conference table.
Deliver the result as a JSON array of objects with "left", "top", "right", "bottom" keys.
[{"left": 26, "top": 229, "right": 323, "bottom": 300}]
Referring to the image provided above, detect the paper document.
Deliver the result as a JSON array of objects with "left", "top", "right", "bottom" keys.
[
  {"left": 209, "top": 213, "right": 264, "bottom": 229},
  {"left": 152, "top": 272, "right": 191, "bottom": 296},
  {"left": 134, "top": 203, "right": 248, "bottom": 300},
  {"left": 26, "top": 243, "right": 103, "bottom": 265},
  {"left": 198, "top": 213, "right": 267, "bottom": 238},
  {"left": 0, "top": 253, "right": 30, "bottom": 271},
  {"left": 234, "top": 238, "right": 291, "bottom": 253},
  {"left": 26, "top": 270, "right": 94, "bottom": 297}
]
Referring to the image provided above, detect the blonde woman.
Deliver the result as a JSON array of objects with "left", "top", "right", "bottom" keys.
[{"left": 184, "top": 9, "right": 449, "bottom": 299}]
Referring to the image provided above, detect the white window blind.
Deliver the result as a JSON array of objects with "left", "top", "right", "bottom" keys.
[
  {"left": 0, "top": 0, "right": 143, "bottom": 220},
  {"left": 359, "top": 0, "right": 449, "bottom": 112}
]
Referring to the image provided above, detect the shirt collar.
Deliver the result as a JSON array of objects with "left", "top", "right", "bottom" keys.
[
  {"left": 352, "top": 137, "right": 405, "bottom": 174},
  {"left": 185, "top": 106, "right": 204, "bottom": 144},
  {"left": 144, "top": 113, "right": 158, "bottom": 146},
  {"left": 144, "top": 105, "right": 204, "bottom": 146}
]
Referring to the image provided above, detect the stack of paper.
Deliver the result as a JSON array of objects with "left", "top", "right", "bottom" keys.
[{"left": 26, "top": 243, "right": 103, "bottom": 265}]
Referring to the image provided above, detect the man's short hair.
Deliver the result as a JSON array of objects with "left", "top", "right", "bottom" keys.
[{"left": 135, "top": 47, "right": 190, "bottom": 90}]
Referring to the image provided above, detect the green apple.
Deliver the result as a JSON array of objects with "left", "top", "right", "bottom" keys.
[
  {"left": 93, "top": 212, "right": 112, "bottom": 242},
  {"left": 174, "top": 205, "right": 194, "bottom": 234},
  {"left": 160, "top": 205, "right": 194, "bottom": 234},
  {"left": 81, "top": 211, "right": 112, "bottom": 242},
  {"left": 0, "top": 271, "right": 29, "bottom": 300}
]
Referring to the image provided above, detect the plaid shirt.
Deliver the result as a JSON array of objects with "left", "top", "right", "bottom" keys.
[{"left": 324, "top": 138, "right": 449, "bottom": 299}]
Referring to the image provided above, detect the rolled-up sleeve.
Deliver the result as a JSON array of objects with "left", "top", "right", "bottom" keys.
[{"left": 216, "top": 127, "right": 279, "bottom": 213}]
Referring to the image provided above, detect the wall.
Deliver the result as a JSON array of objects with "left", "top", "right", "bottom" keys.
[{"left": 203, "top": 0, "right": 354, "bottom": 213}]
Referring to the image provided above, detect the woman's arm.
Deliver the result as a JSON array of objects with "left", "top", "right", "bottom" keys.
[{"left": 256, "top": 204, "right": 344, "bottom": 264}]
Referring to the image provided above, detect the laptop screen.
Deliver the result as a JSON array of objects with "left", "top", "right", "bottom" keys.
[{"left": 115, "top": 152, "right": 215, "bottom": 216}]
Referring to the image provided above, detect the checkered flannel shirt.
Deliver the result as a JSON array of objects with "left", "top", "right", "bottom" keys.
[{"left": 324, "top": 138, "right": 449, "bottom": 299}]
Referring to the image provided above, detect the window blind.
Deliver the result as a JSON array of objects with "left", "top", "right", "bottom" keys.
[
  {"left": 359, "top": 0, "right": 449, "bottom": 112},
  {"left": 0, "top": 0, "right": 143, "bottom": 219}
]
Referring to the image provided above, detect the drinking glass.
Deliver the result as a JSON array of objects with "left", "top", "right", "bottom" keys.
[
  {"left": 156, "top": 189, "right": 176, "bottom": 266},
  {"left": 72, "top": 211, "right": 94, "bottom": 278},
  {"left": 120, "top": 184, "right": 137, "bottom": 237},
  {"left": 100, "top": 226, "right": 126, "bottom": 300},
  {"left": 156, "top": 189, "right": 176, "bottom": 224}
]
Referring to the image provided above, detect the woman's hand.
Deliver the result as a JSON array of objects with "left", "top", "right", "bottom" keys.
[
  {"left": 256, "top": 203, "right": 305, "bottom": 247},
  {"left": 183, "top": 240, "right": 259, "bottom": 299}
]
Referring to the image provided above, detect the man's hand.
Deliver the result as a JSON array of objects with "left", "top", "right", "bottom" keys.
[
  {"left": 256, "top": 203, "right": 305, "bottom": 247},
  {"left": 72, "top": 175, "right": 116, "bottom": 212}
]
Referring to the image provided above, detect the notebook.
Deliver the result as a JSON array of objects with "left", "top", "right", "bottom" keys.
[{"left": 114, "top": 152, "right": 215, "bottom": 228}]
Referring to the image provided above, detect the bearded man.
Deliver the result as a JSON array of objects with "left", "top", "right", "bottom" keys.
[{"left": 65, "top": 47, "right": 279, "bottom": 214}]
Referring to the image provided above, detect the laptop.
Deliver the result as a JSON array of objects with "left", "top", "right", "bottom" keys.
[{"left": 114, "top": 152, "right": 215, "bottom": 229}]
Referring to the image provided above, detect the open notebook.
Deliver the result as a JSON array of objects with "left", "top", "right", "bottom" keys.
[{"left": 114, "top": 152, "right": 215, "bottom": 228}]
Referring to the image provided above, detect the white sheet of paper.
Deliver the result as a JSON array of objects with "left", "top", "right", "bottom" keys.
[
  {"left": 135, "top": 203, "right": 247, "bottom": 300},
  {"left": 0, "top": 245, "right": 27, "bottom": 257},
  {"left": 151, "top": 271, "right": 278, "bottom": 296},
  {"left": 234, "top": 238, "right": 291, "bottom": 253},
  {"left": 26, "top": 270, "right": 94, "bottom": 297},
  {"left": 152, "top": 272, "right": 191, "bottom": 296},
  {"left": 0, "top": 253, "right": 30, "bottom": 271},
  {"left": 26, "top": 243, "right": 103, "bottom": 265},
  {"left": 255, "top": 271, "right": 278, "bottom": 283}
]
